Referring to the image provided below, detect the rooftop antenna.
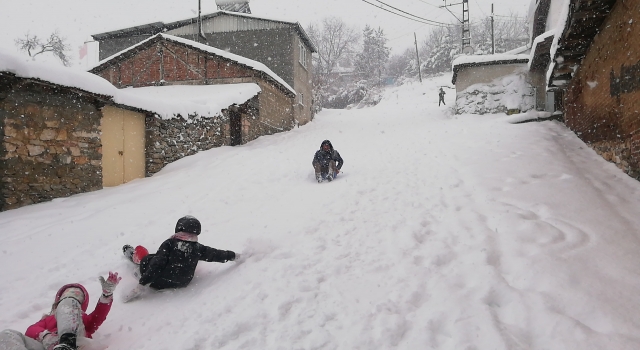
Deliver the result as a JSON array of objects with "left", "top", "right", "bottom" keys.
[{"left": 215, "top": 0, "right": 252, "bottom": 14}]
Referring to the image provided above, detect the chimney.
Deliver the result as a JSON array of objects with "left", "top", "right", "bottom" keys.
[{"left": 215, "top": 0, "right": 251, "bottom": 14}]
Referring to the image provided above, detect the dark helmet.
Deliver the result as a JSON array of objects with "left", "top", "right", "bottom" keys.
[
  {"left": 175, "top": 215, "right": 201, "bottom": 235},
  {"left": 320, "top": 140, "right": 333, "bottom": 150}
]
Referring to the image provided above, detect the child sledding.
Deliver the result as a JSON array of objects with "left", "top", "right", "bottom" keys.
[{"left": 121, "top": 215, "right": 238, "bottom": 302}]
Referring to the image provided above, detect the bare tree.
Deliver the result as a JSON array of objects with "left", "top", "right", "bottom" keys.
[
  {"left": 307, "top": 17, "right": 360, "bottom": 82},
  {"left": 15, "top": 30, "right": 71, "bottom": 66}
]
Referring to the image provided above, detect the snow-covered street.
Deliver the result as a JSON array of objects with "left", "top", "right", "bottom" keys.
[{"left": 2, "top": 75, "right": 640, "bottom": 349}]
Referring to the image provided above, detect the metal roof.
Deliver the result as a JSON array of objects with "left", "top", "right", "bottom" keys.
[{"left": 92, "top": 11, "right": 317, "bottom": 52}]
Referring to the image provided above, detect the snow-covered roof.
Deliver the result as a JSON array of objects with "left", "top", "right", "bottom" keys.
[
  {"left": 0, "top": 50, "right": 118, "bottom": 98},
  {"left": 452, "top": 54, "right": 530, "bottom": 67},
  {"left": 451, "top": 54, "right": 530, "bottom": 84},
  {"left": 92, "top": 11, "right": 316, "bottom": 53},
  {"left": 115, "top": 84, "right": 261, "bottom": 120},
  {"left": 0, "top": 49, "right": 260, "bottom": 120},
  {"left": 89, "top": 33, "right": 295, "bottom": 96}
]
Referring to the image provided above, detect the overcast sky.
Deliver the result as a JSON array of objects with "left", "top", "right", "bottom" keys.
[{"left": 0, "top": 0, "right": 532, "bottom": 66}]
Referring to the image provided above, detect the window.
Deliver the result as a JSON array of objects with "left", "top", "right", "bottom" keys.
[
  {"left": 299, "top": 40, "right": 307, "bottom": 68},
  {"left": 298, "top": 93, "right": 304, "bottom": 106}
]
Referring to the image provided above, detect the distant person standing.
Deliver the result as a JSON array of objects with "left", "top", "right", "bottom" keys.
[{"left": 438, "top": 87, "right": 446, "bottom": 106}]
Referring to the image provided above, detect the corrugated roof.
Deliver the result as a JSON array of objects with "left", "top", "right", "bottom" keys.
[{"left": 92, "top": 11, "right": 317, "bottom": 53}]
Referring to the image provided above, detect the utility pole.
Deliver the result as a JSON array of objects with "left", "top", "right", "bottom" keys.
[
  {"left": 491, "top": 4, "right": 495, "bottom": 54},
  {"left": 414, "top": 33, "right": 422, "bottom": 82},
  {"left": 441, "top": 0, "right": 471, "bottom": 52}
]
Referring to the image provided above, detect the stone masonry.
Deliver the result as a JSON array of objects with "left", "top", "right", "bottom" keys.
[
  {"left": 145, "top": 112, "right": 230, "bottom": 176},
  {"left": 0, "top": 81, "right": 103, "bottom": 211}
]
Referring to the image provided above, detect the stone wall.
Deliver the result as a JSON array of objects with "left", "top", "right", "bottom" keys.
[
  {"left": 0, "top": 82, "right": 103, "bottom": 211},
  {"left": 589, "top": 139, "right": 639, "bottom": 180},
  {"left": 145, "top": 110, "right": 231, "bottom": 176}
]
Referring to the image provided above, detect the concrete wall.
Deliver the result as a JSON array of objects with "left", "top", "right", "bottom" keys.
[
  {"left": 98, "top": 35, "right": 154, "bottom": 61},
  {"left": 196, "top": 28, "right": 295, "bottom": 86},
  {"left": 455, "top": 63, "right": 528, "bottom": 92},
  {"left": 0, "top": 81, "right": 103, "bottom": 211},
  {"left": 564, "top": 0, "right": 640, "bottom": 179},
  {"left": 292, "top": 35, "right": 313, "bottom": 125}
]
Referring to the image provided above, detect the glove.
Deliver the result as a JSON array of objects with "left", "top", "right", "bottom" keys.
[
  {"left": 99, "top": 271, "right": 122, "bottom": 297},
  {"left": 122, "top": 284, "right": 148, "bottom": 303},
  {"left": 39, "top": 331, "right": 58, "bottom": 350}
]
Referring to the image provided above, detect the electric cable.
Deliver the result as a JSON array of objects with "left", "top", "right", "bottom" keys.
[{"left": 360, "top": 0, "right": 453, "bottom": 27}]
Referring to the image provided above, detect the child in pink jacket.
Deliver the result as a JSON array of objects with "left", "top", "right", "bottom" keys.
[{"left": 0, "top": 272, "right": 120, "bottom": 350}]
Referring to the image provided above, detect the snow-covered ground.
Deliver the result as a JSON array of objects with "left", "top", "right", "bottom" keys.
[{"left": 2, "top": 75, "right": 640, "bottom": 349}]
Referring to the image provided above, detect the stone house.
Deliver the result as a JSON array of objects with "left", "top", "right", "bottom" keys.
[
  {"left": 91, "top": 8, "right": 316, "bottom": 125},
  {"left": 0, "top": 49, "right": 263, "bottom": 211},
  {"left": 0, "top": 68, "right": 109, "bottom": 211}
]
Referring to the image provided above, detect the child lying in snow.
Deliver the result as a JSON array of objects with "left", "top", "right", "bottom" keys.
[
  {"left": 0, "top": 272, "right": 121, "bottom": 350},
  {"left": 122, "top": 215, "right": 238, "bottom": 302}
]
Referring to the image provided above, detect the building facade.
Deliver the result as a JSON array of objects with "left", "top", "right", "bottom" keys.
[
  {"left": 559, "top": 0, "right": 640, "bottom": 178},
  {"left": 92, "top": 11, "right": 316, "bottom": 125}
]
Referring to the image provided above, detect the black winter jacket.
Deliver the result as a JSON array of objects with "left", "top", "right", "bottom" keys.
[
  {"left": 139, "top": 238, "right": 235, "bottom": 290},
  {"left": 312, "top": 141, "right": 343, "bottom": 169}
]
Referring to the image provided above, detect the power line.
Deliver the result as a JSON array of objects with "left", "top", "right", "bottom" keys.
[
  {"left": 360, "top": 0, "right": 453, "bottom": 28},
  {"left": 373, "top": 0, "right": 452, "bottom": 26}
]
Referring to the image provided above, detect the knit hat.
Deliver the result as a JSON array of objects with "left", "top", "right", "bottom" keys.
[{"left": 175, "top": 216, "right": 201, "bottom": 235}]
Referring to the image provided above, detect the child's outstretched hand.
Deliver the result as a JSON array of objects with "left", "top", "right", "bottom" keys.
[{"left": 99, "top": 271, "right": 122, "bottom": 297}]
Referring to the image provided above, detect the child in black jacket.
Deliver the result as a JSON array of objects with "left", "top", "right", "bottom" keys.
[{"left": 122, "top": 216, "right": 237, "bottom": 302}]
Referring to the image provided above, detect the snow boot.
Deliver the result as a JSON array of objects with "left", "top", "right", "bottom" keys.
[
  {"left": 123, "top": 245, "right": 149, "bottom": 264},
  {"left": 123, "top": 245, "right": 134, "bottom": 262},
  {"left": 53, "top": 333, "right": 77, "bottom": 350},
  {"left": 326, "top": 173, "right": 334, "bottom": 182},
  {"left": 315, "top": 173, "right": 323, "bottom": 183}
]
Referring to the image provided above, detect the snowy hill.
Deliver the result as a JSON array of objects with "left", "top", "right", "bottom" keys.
[{"left": 2, "top": 75, "right": 640, "bottom": 349}]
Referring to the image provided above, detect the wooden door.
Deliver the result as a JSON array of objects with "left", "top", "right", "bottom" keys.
[
  {"left": 101, "top": 106, "right": 145, "bottom": 187},
  {"left": 123, "top": 109, "right": 146, "bottom": 183}
]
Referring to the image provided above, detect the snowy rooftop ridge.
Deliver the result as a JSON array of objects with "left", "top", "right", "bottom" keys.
[
  {"left": 89, "top": 33, "right": 295, "bottom": 96},
  {"left": 0, "top": 49, "right": 261, "bottom": 120},
  {"left": 114, "top": 84, "right": 261, "bottom": 120},
  {"left": 452, "top": 54, "right": 530, "bottom": 68}
]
